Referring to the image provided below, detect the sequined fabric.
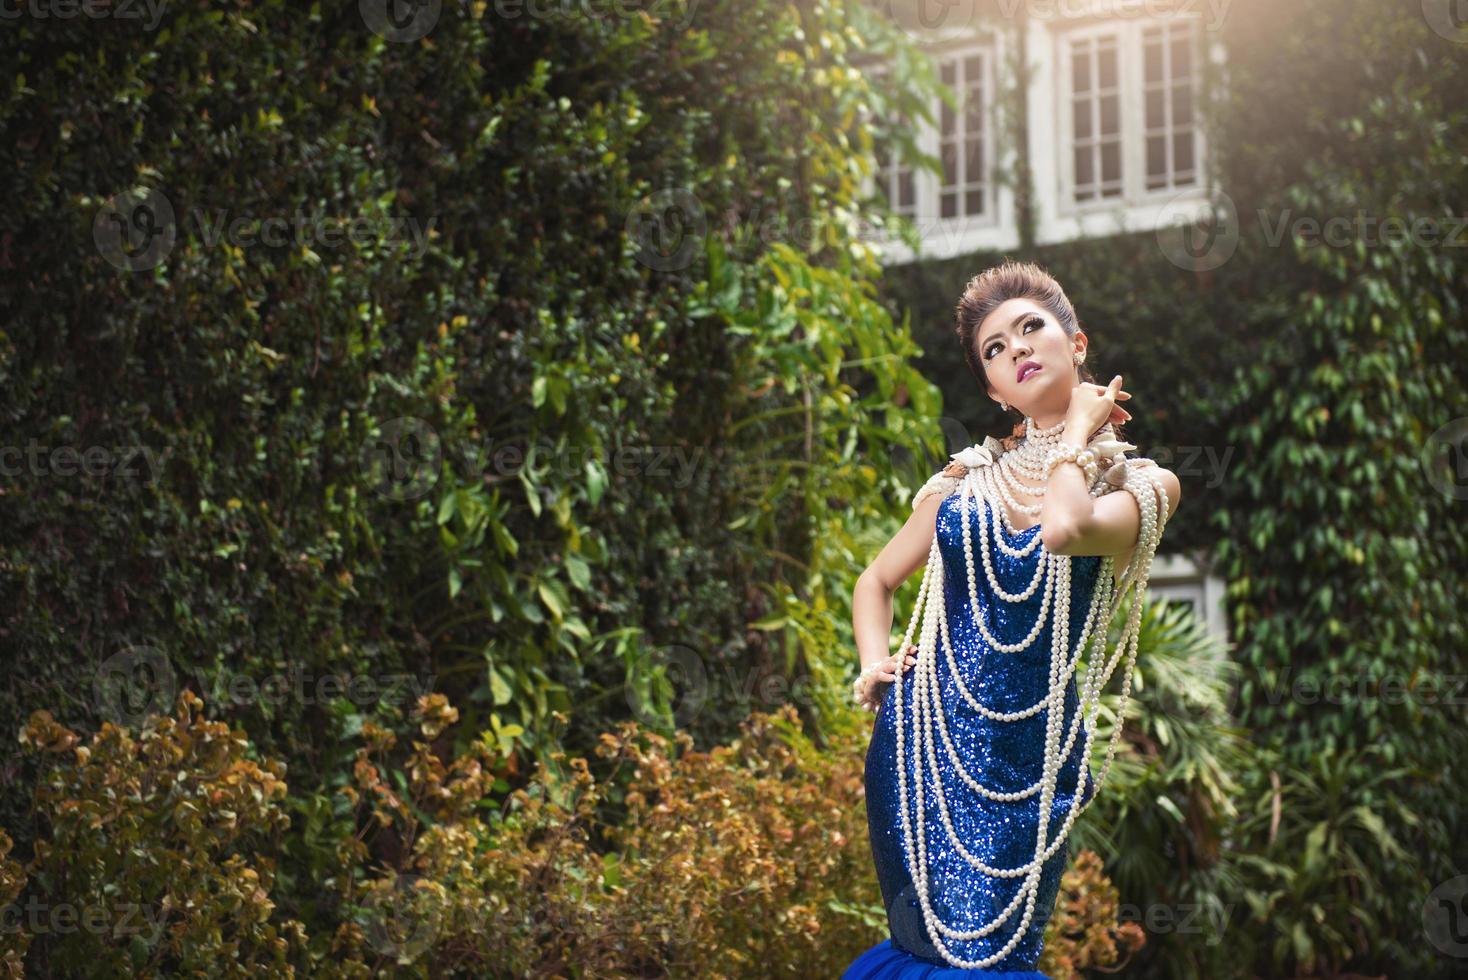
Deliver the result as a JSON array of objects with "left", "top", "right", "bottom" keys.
[{"left": 848, "top": 493, "right": 1101, "bottom": 977}]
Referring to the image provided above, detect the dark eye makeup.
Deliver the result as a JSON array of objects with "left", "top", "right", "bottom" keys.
[{"left": 984, "top": 316, "right": 1043, "bottom": 361}]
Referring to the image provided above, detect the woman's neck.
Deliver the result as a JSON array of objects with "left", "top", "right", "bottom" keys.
[{"left": 1026, "top": 412, "right": 1067, "bottom": 431}]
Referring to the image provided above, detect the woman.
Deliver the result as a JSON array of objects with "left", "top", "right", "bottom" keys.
[{"left": 843, "top": 261, "right": 1181, "bottom": 977}]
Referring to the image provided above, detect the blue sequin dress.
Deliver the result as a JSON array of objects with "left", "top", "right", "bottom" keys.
[{"left": 844, "top": 492, "right": 1101, "bottom": 979}]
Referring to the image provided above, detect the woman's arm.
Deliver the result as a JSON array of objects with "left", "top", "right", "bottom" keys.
[
  {"left": 853, "top": 491, "right": 946, "bottom": 672},
  {"left": 1042, "top": 427, "right": 1182, "bottom": 557},
  {"left": 1038, "top": 422, "right": 1103, "bottom": 554},
  {"left": 1041, "top": 377, "right": 1181, "bottom": 558}
]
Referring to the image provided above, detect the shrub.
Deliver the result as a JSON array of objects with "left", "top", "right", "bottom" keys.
[
  {"left": 3, "top": 685, "right": 1149, "bottom": 977},
  {"left": 1039, "top": 850, "right": 1146, "bottom": 980},
  {"left": 11, "top": 692, "right": 304, "bottom": 978},
  {"left": 328, "top": 695, "right": 1144, "bottom": 978}
]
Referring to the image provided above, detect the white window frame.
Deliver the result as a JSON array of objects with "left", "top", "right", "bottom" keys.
[
  {"left": 1060, "top": 24, "right": 1127, "bottom": 205},
  {"left": 933, "top": 45, "right": 999, "bottom": 229},
  {"left": 862, "top": 3, "right": 1224, "bottom": 260},
  {"left": 859, "top": 34, "right": 1020, "bottom": 265},
  {"left": 1029, "top": 7, "right": 1219, "bottom": 246},
  {"left": 1139, "top": 18, "right": 1203, "bottom": 194},
  {"left": 870, "top": 74, "right": 920, "bottom": 225},
  {"left": 1145, "top": 553, "right": 1229, "bottom": 649}
]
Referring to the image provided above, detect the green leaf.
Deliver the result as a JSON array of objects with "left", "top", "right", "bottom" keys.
[
  {"left": 520, "top": 468, "right": 541, "bottom": 518},
  {"left": 585, "top": 459, "right": 606, "bottom": 506},
  {"left": 489, "top": 667, "right": 513, "bottom": 706},
  {"left": 548, "top": 376, "right": 567, "bottom": 416},
  {"left": 537, "top": 579, "right": 567, "bottom": 621},
  {"left": 602, "top": 851, "right": 623, "bottom": 889},
  {"left": 1304, "top": 821, "right": 1328, "bottom": 868},
  {"left": 1154, "top": 794, "right": 1185, "bottom": 825},
  {"left": 566, "top": 554, "right": 592, "bottom": 591},
  {"left": 1291, "top": 922, "right": 1312, "bottom": 963},
  {"left": 492, "top": 521, "right": 520, "bottom": 557}
]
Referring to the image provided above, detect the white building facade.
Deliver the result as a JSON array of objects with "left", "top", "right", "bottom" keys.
[{"left": 867, "top": 0, "right": 1228, "bottom": 262}]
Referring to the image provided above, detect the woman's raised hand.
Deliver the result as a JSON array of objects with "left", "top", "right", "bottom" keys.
[{"left": 1064, "top": 374, "right": 1133, "bottom": 438}]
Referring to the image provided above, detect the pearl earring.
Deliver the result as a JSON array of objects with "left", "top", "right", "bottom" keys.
[
  {"left": 1000, "top": 399, "right": 1010, "bottom": 412},
  {"left": 1074, "top": 351, "right": 1085, "bottom": 365}
]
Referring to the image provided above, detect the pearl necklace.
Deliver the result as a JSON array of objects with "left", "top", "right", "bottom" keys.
[{"left": 890, "top": 416, "right": 1172, "bottom": 969}]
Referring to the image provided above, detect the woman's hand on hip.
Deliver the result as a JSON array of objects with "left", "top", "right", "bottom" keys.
[{"left": 856, "top": 645, "right": 918, "bottom": 710}]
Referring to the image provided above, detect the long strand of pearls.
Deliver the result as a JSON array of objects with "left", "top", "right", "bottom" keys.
[{"left": 890, "top": 417, "right": 1173, "bottom": 969}]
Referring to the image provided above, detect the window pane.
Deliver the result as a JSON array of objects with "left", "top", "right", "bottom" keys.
[
  {"left": 965, "top": 188, "right": 984, "bottom": 215},
  {"left": 941, "top": 142, "right": 957, "bottom": 186},
  {"left": 1144, "top": 39, "right": 1163, "bottom": 83},
  {"left": 965, "top": 56, "right": 983, "bottom": 84},
  {"left": 1073, "top": 99, "right": 1092, "bottom": 139},
  {"left": 1100, "top": 94, "right": 1119, "bottom": 135},
  {"left": 941, "top": 62, "right": 956, "bottom": 87},
  {"left": 1072, "top": 49, "right": 1090, "bottom": 93},
  {"left": 966, "top": 139, "right": 984, "bottom": 178},
  {"left": 1098, "top": 47, "right": 1117, "bottom": 89},
  {"left": 1075, "top": 145, "right": 1093, "bottom": 187},
  {"left": 1101, "top": 141, "right": 1120, "bottom": 183},
  {"left": 1146, "top": 89, "right": 1165, "bottom": 129},
  {"left": 1174, "top": 84, "right": 1194, "bottom": 126},
  {"left": 941, "top": 190, "right": 956, "bottom": 219},
  {"left": 900, "top": 170, "right": 914, "bottom": 207},
  {"left": 1174, "top": 131, "right": 1195, "bottom": 173},
  {"left": 1172, "top": 34, "right": 1193, "bottom": 77},
  {"left": 965, "top": 87, "right": 984, "bottom": 131},
  {"left": 1147, "top": 135, "right": 1166, "bottom": 176}
]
